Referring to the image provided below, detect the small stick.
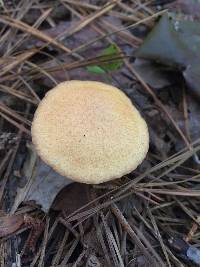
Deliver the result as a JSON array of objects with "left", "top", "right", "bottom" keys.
[
  {"left": 185, "top": 216, "right": 200, "bottom": 242},
  {"left": 38, "top": 217, "right": 50, "bottom": 267},
  {"left": 111, "top": 203, "right": 161, "bottom": 266}
]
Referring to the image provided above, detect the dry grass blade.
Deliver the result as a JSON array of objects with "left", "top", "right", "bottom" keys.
[
  {"left": 60, "top": 0, "right": 118, "bottom": 38},
  {"left": 0, "top": 54, "right": 128, "bottom": 83},
  {"left": 151, "top": 201, "right": 175, "bottom": 212},
  {"left": 0, "top": 112, "right": 31, "bottom": 135},
  {"left": 30, "top": 217, "right": 60, "bottom": 266},
  {"left": 6, "top": 8, "right": 53, "bottom": 55},
  {"left": 140, "top": 174, "right": 200, "bottom": 187},
  {"left": 135, "top": 191, "right": 160, "bottom": 205},
  {"left": 51, "top": 231, "right": 69, "bottom": 265},
  {"left": 25, "top": 60, "right": 58, "bottom": 85},
  {"left": 176, "top": 198, "right": 200, "bottom": 227},
  {"left": 59, "top": 217, "right": 79, "bottom": 239},
  {"left": 101, "top": 212, "right": 124, "bottom": 267},
  {"left": 0, "top": 16, "right": 73, "bottom": 54},
  {"left": 147, "top": 208, "right": 171, "bottom": 266},
  {"left": 99, "top": 18, "right": 142, "bottom": 46},
  {"left": 117, "top": 1, "right": 154, "bottom": 19},
  {"left": 116, "top": 143, "right": 200, "bottom": 196},
  {"left": 111, "top": 204, "right": 160, "bottom": 266},
  {"left": 94, "top": 215, "right": 112, "bottom": 265},
  {"left": 63, "top": 0, "right": 153, "bottom": 25},
  {"left": 60, "top": 238, "right": 79, "bottom": 266},
  {"left": 0, "top": 85, "right": 38, "bottom": 105},
  {"left": 43, "top": 53, "right": 128, "bottom": 72},
  {"left": 68, "top": 191, "right": 134, "bottom": 225},
  {"left": 0, "top": 103, "right": 31, "bottom": 126},
  {"left": 0, "top": 149, "right": 13, "bottom": 178},
  {"left": 61, "top": 0, "right": 100, "bottom": 11},
  {"left": 18, "top": 76, "right": 41, "bottom": 102},
  {"left": 0, "top": 49, "right": 36, "bottom": 76},
  {"left": 38, "top": 217, "right": 49, "bottom": 267},
  {"left": 133, "top": 224, "right": 166, "bottom": 266},
  {"left": 166, "top": 247, "right": 186, "bottom": 267},
  {"left": 137, "top": 188, "right": 200, "bottom": 197},
  {"left": 133, "top": 207, "right": 185, "bottom": 266},
  {"left": 65, "top": 143, "right": 200, "bottom": 227}
]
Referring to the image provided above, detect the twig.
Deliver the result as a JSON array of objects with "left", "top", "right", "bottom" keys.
[
  {"left": 51, "top": 231, "right": 69, "bottom": 265},
  {"left": 38, "top": 217, "right": 50, "bottom": 267},
  {"left": 60, "top": 239, "right": 79, "bottom": 266},
  {"left": 111, "top": 203, "right": 160, "bottom": 266}
]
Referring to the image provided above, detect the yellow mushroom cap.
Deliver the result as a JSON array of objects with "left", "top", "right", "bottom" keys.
[{"left": 31, "top": 80, "right": 149, "bottom": 184}]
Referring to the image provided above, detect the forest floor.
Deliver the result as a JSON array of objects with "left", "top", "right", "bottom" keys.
[{"left": 0, "top": 0, "right": 200, "bottom": 266}]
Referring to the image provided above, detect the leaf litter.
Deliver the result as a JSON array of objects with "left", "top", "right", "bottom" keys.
[
  {"left": 0, "top": 0, "right": 200, "bottom": 266},
  {"left": 135, "top": 13, "right": 200, "bottom": 99},
  {"left": 12, "top": 143, "right": 72, "bottom": 213},
  {"left": 167, "top": 0, "right": 200, "bottom": 21}
]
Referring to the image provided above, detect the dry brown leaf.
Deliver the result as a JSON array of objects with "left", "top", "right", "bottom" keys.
[
  {"left": 12, "top": 143, "right": 72, "bottom": 213},
  {"left": 52, "top": 183, "right": 91, "bottom": 216},
  {"left": 0, "top": 214, "right": 24, "bottom": 238}
]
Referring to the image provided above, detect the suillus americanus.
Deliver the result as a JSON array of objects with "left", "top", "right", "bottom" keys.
[{"left": 31, "top": 80, "right": 149, "bottom": 184}]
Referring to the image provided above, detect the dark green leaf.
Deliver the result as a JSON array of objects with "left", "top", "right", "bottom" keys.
[
  {"left": 135, "top": 14, "right": 200, "bottom": 98},
  {"left": 86, "top": 65, "right": 106, "bottom": 74},
  {"left": 100, "top": 43, "right": 123, "bottom": 71},
  {"left": 183, "top": 63, "right": 200, "bottom": 98}
]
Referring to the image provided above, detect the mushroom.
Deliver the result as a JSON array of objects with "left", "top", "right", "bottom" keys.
[{"left": 31, "top": 80, "right": 149, "bottom": 184}]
